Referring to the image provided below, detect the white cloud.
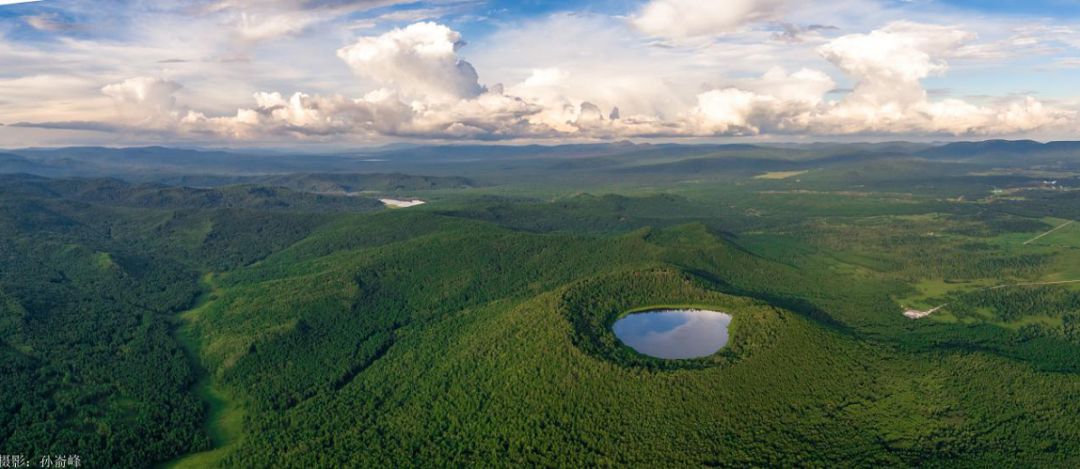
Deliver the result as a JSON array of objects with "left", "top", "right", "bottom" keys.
[
  {"left": 336, "top": 22, "right": 483, "bottom": 101},
  {"left": 24, "top": 13, "right": 74, "bottom": 31},
  {"left": 753, "top": 67, "right": 835, "bottom": 107},
  {"left": 8, "top": 14, "right": 1079, "bottom": 143},
  {"left": 179, "top": 87, "right": 553, "bottom": 140},
  {"left": 482, "top": 14, "right": 697, "bottom": 125},
  {"left": 692, "top": 88, "right": 762, "bottom": 134},
  {"left": 811, "top": 22, "right": 1073, "bottom": 135},
  {"left": 631, "top": 0, "right": 783, "bottom": 41},
  {"left": 207, "top": 0, "right": 411, "bottom": 41},
  {"left": 690, "top": 67, "right": 835, "bottom": 135},
  {"left": 235, "top": 11, "right": 314, "bottom": 40},
  {"left": 673, "top": 21, "right": 1074, "bottom": 138},
  {"left": 101, "top": 77, "right": 184, "bottom": 127},
  {"left": 820, "top": 22, "right": 970, "bottom": 108},
  {"left": 126, "top": 23, "right": 554, "bottom": 140},
  {"left": 73, "top": 20, "right": 1079, "bottom": 141}
]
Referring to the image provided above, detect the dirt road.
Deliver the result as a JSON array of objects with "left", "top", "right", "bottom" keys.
[{"left": 1023, "top": 220, "right": 1074, "bottom": 245}]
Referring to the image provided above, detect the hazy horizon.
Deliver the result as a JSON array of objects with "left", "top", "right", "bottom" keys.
[{"left": 1, "top": 138, "right": 1074, "bottom": 154}]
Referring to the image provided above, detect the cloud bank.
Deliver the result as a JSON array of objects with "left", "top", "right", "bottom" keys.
[
  {"left": 6, "top": 0, "right": 1077, "bottom": 144},
  {"left": 686, "top": 21, "right": 1073, "bottom": 137},
  {"left": 62, "top": 19, "right": 1068, "bottom": 142}
]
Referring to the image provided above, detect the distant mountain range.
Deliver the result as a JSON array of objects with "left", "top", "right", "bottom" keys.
[
  {"left": 3, "top": 140, "right": 1080, "bottom": 184},
  {"left": 158, "top": 173, "right": 478, "bottom": 193},
  {"left": 919, "top": 140, "right": 1080, "bottom": 158}
]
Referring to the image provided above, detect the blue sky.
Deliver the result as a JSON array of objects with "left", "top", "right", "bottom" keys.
[
  {"left": 934, "top": 0, "right": 1080, "bottom": 16},
  {"left": 1, "top": 0, "right": 1079, "bottom": 146}
]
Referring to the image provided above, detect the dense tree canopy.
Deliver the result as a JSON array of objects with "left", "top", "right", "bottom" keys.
[{"left": 2, "top": 150, "right": 1080, "bottom": 468}]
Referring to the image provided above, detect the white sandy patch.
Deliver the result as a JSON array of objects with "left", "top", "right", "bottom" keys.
[
  {"left": 903, "top": 305, "right": 945, "bottom": 319},
  {"left": 380, "top": 198, "right": 426, "bottom": 208}
]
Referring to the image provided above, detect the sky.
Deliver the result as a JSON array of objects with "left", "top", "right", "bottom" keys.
[{"left": 1, "top": 0, "right": 1080, "bottom": 147}]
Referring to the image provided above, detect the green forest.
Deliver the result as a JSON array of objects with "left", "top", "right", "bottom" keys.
[{"left": 3, "top": 142, "right": 1080, "bottom": 467}]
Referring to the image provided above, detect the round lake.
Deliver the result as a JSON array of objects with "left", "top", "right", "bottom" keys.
[{"left": 612, "top": 309, "right": 732, "bottom": 359}]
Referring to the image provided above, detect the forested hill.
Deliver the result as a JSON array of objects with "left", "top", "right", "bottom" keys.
[
  {"left": 3, "top": 143, "right": 1080, "bottom": 467},
  {"left": 6, "top": 141, "right": 1080, "bottom": 185},
  {"left": 157, "top": 172, "right": 479, "bottom": 194},
  {"left": 0, "top": 174, "right": 385, "bottom": 212},
  {"left": 918, "top": 140, "right": 1080, "bottom": 165},
  {"left": 0, "top": 175, "right": 388, "bottom": 466}
]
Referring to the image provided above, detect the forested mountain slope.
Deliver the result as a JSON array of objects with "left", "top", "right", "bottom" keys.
[{"left": 3, "top": 144, "right": 1080, "bottom": 467}]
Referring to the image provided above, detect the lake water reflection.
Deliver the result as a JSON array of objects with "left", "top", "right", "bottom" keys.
[{"left": 612, "top": 309, "right": 732, "bottom": 359}]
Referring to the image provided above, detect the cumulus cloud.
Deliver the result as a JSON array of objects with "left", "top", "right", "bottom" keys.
[
  {"left": 101, "top": 77, "right": 185, "bottom": 127},
  {"left": 213, "top": 88, "right": 549, "bottom": 139},
  {"left": 28, "top": 20, "right": 1076, "bottom": 142},
  {"left": 812, "top": 22, "right": 1073, "bottom": 135},
  {"left": 141, "top": 22, "right": 680, "bottom": 141},
  {"left": 7, "top": 0, "right": 1080, "bottom": 147},
  {"left": 820, "top": 22, "right": 970, "bottom": 114},
  {"left": 755, "top": 67, "right": 835, "bottom": 107},
  {"left": 692, "top": 89, "right": 763, "bottom": 135},
  {"left": 336, "top": 22, "right": 483, "bottom": 100},
  {"left": 690, "top": 67, "right": 834, "bottom": 134},
  {"left": 132, "top": 23, "right": 554, "bottom": 140},
  {"left": 632, "top": 0, "right": 783, "bottom": 41},
  {"left": 682, "top": 21, "right": 1072, "bottom": 137}
]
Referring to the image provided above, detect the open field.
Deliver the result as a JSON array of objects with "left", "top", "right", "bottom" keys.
[{"left": 165, "top": 275, "right": 245, "bottom": 469}]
